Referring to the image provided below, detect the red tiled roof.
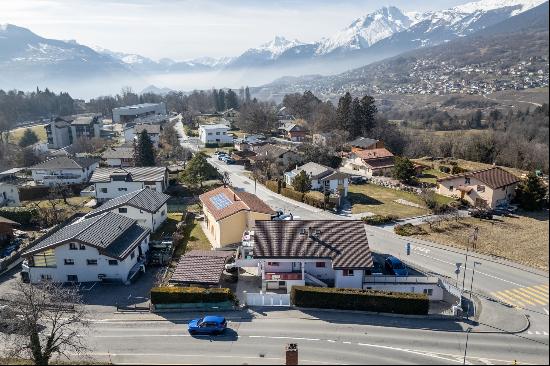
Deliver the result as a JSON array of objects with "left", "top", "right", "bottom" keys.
[
  {"left": 437, "top": 167, "right": 520, "bottom": 189},
  {"left": 199, "top": 186, "right": 274, "bottom": 221},
  {"left": 170, "top": 250, "right": 233, "bottom": 285},
  {"left": 363, "top": 156, "right": 395, "bottom": 169}
]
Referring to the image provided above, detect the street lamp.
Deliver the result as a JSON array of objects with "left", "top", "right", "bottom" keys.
[
  {"left": 463, "top": 327, "right": 473, "bottom": 365},
  {"left": 461, "top": 227, "right": 479, "bottom": 306},
  {"left": 467, "top": 261, "right": 482, "bottom": 318}
]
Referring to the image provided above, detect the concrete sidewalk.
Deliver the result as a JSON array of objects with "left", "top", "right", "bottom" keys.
[{"left": 471, "top": 296, "right": 530, "bottom": 334}]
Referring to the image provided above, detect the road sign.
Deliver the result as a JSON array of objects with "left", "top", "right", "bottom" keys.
[{"left": 406, "top": 243, "right": 411, "bottom": 255}]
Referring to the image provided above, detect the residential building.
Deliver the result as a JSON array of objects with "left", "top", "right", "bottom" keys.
[
  {"left": 278, "top": 122, "right": 307, "bottom": 142},
  {"left": 437, "top": 167, "right": 520, "bottom": 208},
  {"left": 0, "top": 169, "right": 22, "bottom": 207},
  {"left": 21, "top": 212, "right": 150, "bottom": 284},
  {"left": 284, "top": 162, "right": 349, "bottom": 196},
  {"left": 70, "top": 115, "right": 102, "bottom": 141},
  {"left": 84, "top": 188, "right": 170, "bottom": 232},
  {"left": 0, "top": 216, "right": 19, "bottom": 245},
  {"left": 123, "top": 123, "right": 162, "bottom": 147},
  {"left": 101, "top": 147, "right": 135, "bottom": 167},
  {"left": 45, "top": 118, "right": 72, "bottom": 149},
  {"left": 343, "top": 148, "right": 395, "bottom": 178},
  {"left": 90, "top": 167, "right": 168, "bottom": 202},
  {"left": 198, "top": 124, "right": 233, "bottom": 145},
  {"left": 250, "top": 144, "right": 301, "bottom": 168},
  {"left": 250, "top": 220, "right": 373, "bottom": 293},
  {"left": 29, "top": 156, "right": 99, "bottom": 186},
  {"left": 199, "top": 186, "right": 274, "bottom": 248},
  {"left": 170, "top": 250, "right": 234, "bottom": 287},
  {"left": 348, "top": 137, "right": 385, "bottom": 152},
  {"left": 112, "top": 103, "right": 167, "bottom": 124}
]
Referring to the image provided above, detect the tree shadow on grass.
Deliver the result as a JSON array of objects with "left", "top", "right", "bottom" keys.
[{"left": 348, "top": 192, "right": 383, "bottom": 206}]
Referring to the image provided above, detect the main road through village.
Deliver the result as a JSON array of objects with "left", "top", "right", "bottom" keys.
[{"left": 28, "top": 146, "right": 550, "bottom": 364}]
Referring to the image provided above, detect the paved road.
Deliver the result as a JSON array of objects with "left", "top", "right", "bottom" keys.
[
  {"left": 86, "top": 313, "right": 547, "bottom": 365},
  {"left": 208, "top": 157, "right": 549, "bottom": 354}
]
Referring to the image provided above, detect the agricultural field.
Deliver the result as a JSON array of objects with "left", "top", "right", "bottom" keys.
[{"left": 8, "top": 124, "right": 47, "bottom": 144}]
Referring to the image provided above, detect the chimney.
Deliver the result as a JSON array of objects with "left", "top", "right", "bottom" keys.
[{"left": 286, "top": 343, "right": 298, "bottom": 366}]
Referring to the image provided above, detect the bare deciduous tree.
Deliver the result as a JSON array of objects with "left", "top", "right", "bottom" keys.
[{"left": 2, "top": 281, "right": 90, "bottom": 365}]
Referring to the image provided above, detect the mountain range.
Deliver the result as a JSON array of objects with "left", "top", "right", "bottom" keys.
[{"left": 0, "top": 0, "right": 547, "bottom": 96}]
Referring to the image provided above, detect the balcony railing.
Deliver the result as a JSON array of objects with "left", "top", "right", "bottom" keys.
[{"left": 264, "top": 272, "right": 302, "bottom": 281}]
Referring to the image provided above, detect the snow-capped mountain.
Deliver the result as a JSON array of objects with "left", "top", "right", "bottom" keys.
[
  {"left": 228, "top": 36, "right": 308, "bottom": 68},
  {"left": 315, "top": 6, "right": 414, "bottom": 55}
]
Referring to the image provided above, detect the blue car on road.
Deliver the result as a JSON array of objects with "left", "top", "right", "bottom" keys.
[
  {"left": 188, "top": 316, "right": 227, "bottom": 335},
  {"left": 385, "top": 256, "right": 408, "bottom": 276}
]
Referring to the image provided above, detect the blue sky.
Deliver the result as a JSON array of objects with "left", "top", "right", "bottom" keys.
[{"left": 1, "top": 0, "right": 467, "bottom": 60}]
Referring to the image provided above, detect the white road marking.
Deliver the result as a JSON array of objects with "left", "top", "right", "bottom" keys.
[{"left": 544, "top": 308, "right": 549, "bottom": 315}]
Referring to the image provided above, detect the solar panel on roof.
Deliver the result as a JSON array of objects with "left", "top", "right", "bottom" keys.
[{"left": 210, "top": 193, "right": 233, "bottom": 210}]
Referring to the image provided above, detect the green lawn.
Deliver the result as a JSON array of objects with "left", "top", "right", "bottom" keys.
[
  {"left": 418, "top": 168, "right": 449, "bottom": 185},
  {"left": 151, "top": 212, "right": 183, "bottom": 241},
  {"left": 348, "top": 184, "right": 429, "bottom": 218}
]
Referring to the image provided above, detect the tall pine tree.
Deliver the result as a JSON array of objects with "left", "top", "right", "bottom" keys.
[
  {"left": 360, "top": 95, "right": 377, "bottom": 135},
  {"left": 336, "top": 92, "right": 352, "bottom": 132},
  {"left": 135, "top": 130, "right": 156, "bottom": 167}
]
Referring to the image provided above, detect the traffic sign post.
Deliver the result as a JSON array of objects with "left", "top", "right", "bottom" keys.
[{"left": 406, "top": 243, "right": 411, "bottom": 256}]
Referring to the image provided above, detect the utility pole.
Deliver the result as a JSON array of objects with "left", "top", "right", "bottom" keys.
[
  {"left": 463, "top": 327, "right": 472, "bottom": 365},
  {"left": 468, "top": 261, "right": 482, "bottom": 318},
  {"left": 462, "top": 227, "right": 479, "bottom": 306}
]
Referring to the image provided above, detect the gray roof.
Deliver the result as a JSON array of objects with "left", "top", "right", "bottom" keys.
[
  {"left": 23, "top": 212, "right": 149, "bottom": 260},
  {"left": 199, "top": 124, "right": 230, "bottom": 130},
  {"left": 86, "top": 188, "right": 170, "bottom": 218},
  {"left": 71, "top": 115, "right": 98, "bottom": 125},
  {"left": 253, "top": 220, "right": 373, "bottom": 270},
  {"left": 290, "top": 162, "right": 333, "bottom": 180},
  {"left": 101, "top": 147, "right": 135, "bottom": 160},
  {"left": 348, "top": 137, "right": 379, "bottom": 149},
  {"left": 29, "top": 156, "right": 99, "bottom": 170},
  {"left": 132, "top": 124, "right": 161, "bottom": 135},
  {"left": 170, "top": 250, "right": 233, "bottom": 285},
  {"left": 90, "top": 167, "right": 166, "bottom": 183}
]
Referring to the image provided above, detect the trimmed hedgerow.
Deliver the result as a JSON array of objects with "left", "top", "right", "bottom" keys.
[
  {"left": 290, "top": 286, "right": 429, "bottom": 315},
  {"left": 362, "top": 214, "right": 398, "bottom": 226}
]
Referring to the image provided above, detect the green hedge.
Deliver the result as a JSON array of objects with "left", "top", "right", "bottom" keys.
[
  {"left": 280, "top": 187, "right": 304, "bottom": 202},
  {"left": 362, "top": 214, "right": 398, "bottom": 225},
  {"left": 290, "top": 286, "right": 429, "bottom": 315},
  {"left": 394, "top": 223, "right": 426, "bottom": 236},
  {"left": 150, "top": 287, "right": 236, "bottom": 304},
  {"left": 0, "top": 207, "right": 38, "bottom": 226}
]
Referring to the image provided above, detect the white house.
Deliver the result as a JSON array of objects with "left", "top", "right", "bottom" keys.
[
  {"left": 123, "top": 124, "right": 161, "bottom": 147},
  {"left": 84, "top": 188, "right": 170, "bottom": 232},
  {"left": 29, "top": 157, "right": 99, "bottom": 186},
  {"left": 101, "top": 147, "right": 135, "bottom": 167},
  {"left": 198, "top": 124, "right": 233, "bottom": 145},
  {"left": 90, "top": 167, "right": 168, "bottom": 202},
  {"left": 0, "top": 169, "right": 22, "bottom": 207},
  {"left": 284, "top": 162, "right": 349, "bottom": 196},
  {"left": 247, "top": 220, "right": 373, "bottom": 293},
  {"left": 21, "top": 212, "right": 151, "bottom": 284},
  {"left": 343, "top": 148, "right": 395, "bottom": 178}
]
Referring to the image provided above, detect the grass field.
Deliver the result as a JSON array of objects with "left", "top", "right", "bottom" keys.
[
  {"left": 9, "top": 125, "right": 48, "bottom": 144},
  {"left": 348, "top": 184, "right": 429, "bottom": 218},
  {"left": 22, "top": 196, "right": 93, "bottom": 213},
  {"left": 413, "top": 157, "right": 527, "bottom": 178},
  {"left": 412, "top": 211, "right": 549, "bottom": 270},
  {"left": 418, "top": 168, "right": 450, "bottom": 185}
]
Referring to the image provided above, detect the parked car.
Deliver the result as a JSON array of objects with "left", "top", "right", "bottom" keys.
[
  {"left": 468, "top": 208, "right": 493, "bottom": 220},
  {"left": 214, "top": 151, "right": 226, "bottom": 156},
  {"left": 218, "top": 154, "right": 228, "bottom": 161},
  {"left": 188, "top": 316, "right": 227, "bottom": 335},
  {"left": 225, "top": 158, "right": 235, "bottom": 165},
  {"left": 350, "top": 176, "right": 367, "bottom": 185},
  {"left": 385, "top": 256, "right": 408, "bottom": 276}
]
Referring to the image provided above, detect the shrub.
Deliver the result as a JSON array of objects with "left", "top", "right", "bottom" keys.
[
  {"left": 280, "top": 187, "right": 304, "bottom": 202},
  {"left": 451, "top": 165, "right": 468, "bottom": 174},
  {"left": 290, "top": 286, "right": 429, "bottom": 315},
  {"left": 394, "top": 223, "right": 426, "bottom": 236},
  {"left": 303, "top": 191, "right": 326, "bottom": 209},
  {"left": 362, "top": 215, "right": 398, "bottom": 225},
  {"left": 150, "top": 287, "right": 236, "bottom": 304},
  {"left": 265, "top": 180, "right": 280, "bottom": 194},
  {"left": 439, "top": 166, "right": 452, "bottom": 174},
  {"left": 0, "top": 207, "right": 38, "bottom": 226}
]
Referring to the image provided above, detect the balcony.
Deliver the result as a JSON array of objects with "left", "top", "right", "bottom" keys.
[{"left": 264, "top": 272, "right": 302, "bottom": 281}]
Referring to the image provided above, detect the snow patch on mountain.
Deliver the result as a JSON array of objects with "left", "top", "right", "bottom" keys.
[
  {"left": 255, "top": 36, "right": 307, "bottom": 58},
  {"left": 453, "top": 0, "right": 546, "bottom": 15}
]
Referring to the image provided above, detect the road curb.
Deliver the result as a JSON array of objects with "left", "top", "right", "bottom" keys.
[{"left": 292, "top": 306, "right": 455, "bottom": 321}]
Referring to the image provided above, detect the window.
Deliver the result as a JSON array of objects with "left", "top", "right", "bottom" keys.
[
  {"left": 342, "top": 269, "right": 354, "bottom": 277},
  {"left": 161, "top": 210, "right": 166, "bottom": 216},
  {"left": 40, "top": 274, "right": 52, "bottom": 281},
  {"left": 101, "top": 188, "right": 108, "bottom": 193},
  {"left": 67, "top": 275, "right": 78, "bottom": 282},
  {"left": 316, "top": 262, "right": 326, "bottom": 268},
  {"left": 87, "top": 259, "right": 98, "bottom": 265},
  {"left": 477, "top": 185, "right": 486, "bottom": 192},
  {"left": 267, "top": 262, "right": 279, "bottom": 266},
  {"left": 64, "top": 259, "right": 75, "bottom": 265},
  {"left": 79, "top": 244, "right": 86, "bottom": 250},
  {"left": 69, "top": 243, "right": 77, "bottom": 250},
  {"left": 118, "top": 207, "right": 128, "bottom": 213},
  {"left": 278, "top": 281, "right": 286, "bottom": 286},
  {"left": 108, "top": 260, "right": 118, "bottom": 266},
  {"left": 423, "top": 289, "right": 434, "bottom": 296},
  {"left": 118, "top": 187, "right": 128, "bottom": 192}
]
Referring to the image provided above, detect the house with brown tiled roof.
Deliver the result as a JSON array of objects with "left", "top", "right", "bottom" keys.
[
  {"left": 199, "top": 186, "right": 275, "bottom": 248},
  {"left": 249, "top": 220, "right": 373, "bottom": 292},
  {"left": 343, "top": 148, "right": 395, "bottom": 178},
  {"left": 437, "top": 166, "right": 521, "bottom": 208},
  {"left": 169, "top": 250, "right": 234, "bottom": 287}
]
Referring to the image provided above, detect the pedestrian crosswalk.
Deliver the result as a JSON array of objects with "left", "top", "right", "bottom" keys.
[{"left": 491, "top": 284, "right": 549, "bottom": 308}]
